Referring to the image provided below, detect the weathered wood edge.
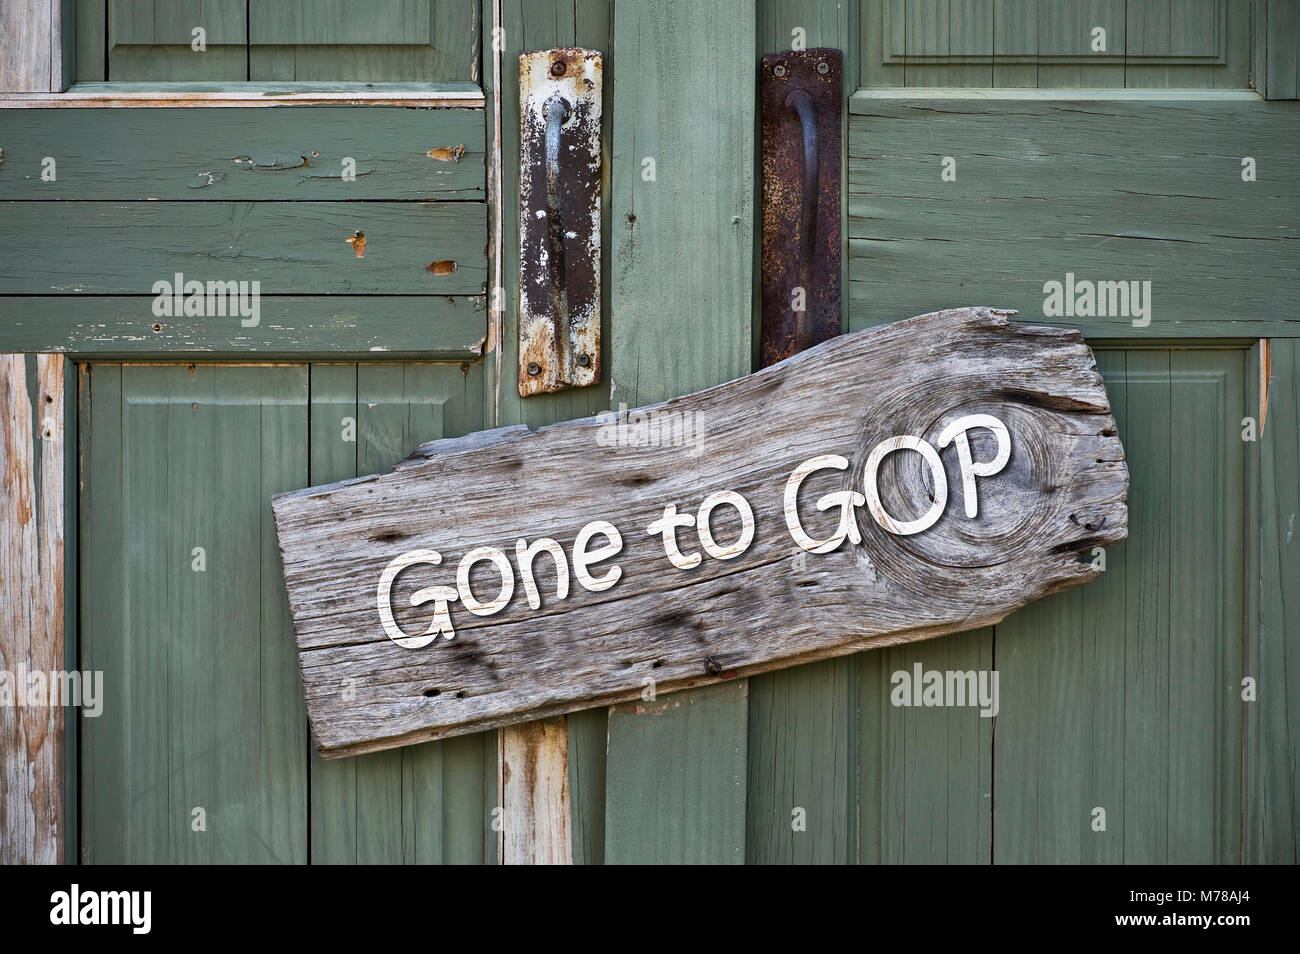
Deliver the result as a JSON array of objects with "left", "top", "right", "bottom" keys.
[
  {"left": 273, "top": 306, "right": 1096, "bottom": 505},
  {"left": 1, "top": 354, "right": 67, "bottom": 862}
]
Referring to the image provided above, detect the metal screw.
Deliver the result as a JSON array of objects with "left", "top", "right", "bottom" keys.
[
  {"left": 527, "top": 362, "right": 542, "bottom": 376},
  {"left": 576, "top": 353, "right": 591, "bottom": 367},
  {"left": 817, "top": 61, "right": 830, "bottom": 75},
  {"left": 550, "top": 61, "right": 566, "bottom": 77},
  {"left": 773, "top": 64, "right": 787, "bottom": 77},
  {"left": 704, "top": 656, "right": 722, "bottom": 676}
]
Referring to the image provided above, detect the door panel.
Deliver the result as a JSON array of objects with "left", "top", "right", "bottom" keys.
[
  {"left": 862, "top": 0, "right": 1250, "bottom": 89},
  {"left": 79, "top": 361, "right": 492, "bottom": 863},
  {"left": 994, "top": 348, "right": 1245, "bottom": 864},
  {"left": 745, "top": 347, "right": 1249, "bottom": 863},
  {"left": 95, "top": 0, "right": 479, "bottom": 82},
  {"left": 108, "top": 0, "right": 248, "bottom": 81},
  {"left": 249, "top": 0, "right": 479, "bottom": 82},
  {"left": 80, "top": 364, "right": 309, "bottom": 863}
]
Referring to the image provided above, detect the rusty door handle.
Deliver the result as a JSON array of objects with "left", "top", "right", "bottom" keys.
[
  {"left": 785, "top": 87, "right": 818, "bottom": 351},
  {"left": 543, "top": 93, "right": 572, "bottom": 365},
  {"left": 759, "top": 49, "right": 842, "bottom": 368},
  {"left": 518, "top": 49, "right": 603, "bottom": 397}
]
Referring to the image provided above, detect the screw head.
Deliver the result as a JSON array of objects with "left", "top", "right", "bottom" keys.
[
  {"left": 773, "top": 64, "right": 787, "bottom": 77},
  {"left": 576, "top": 353, "right": 591, "bottom": 367},
  {"left": 527, "top": 362, "right": 542, "bottom": 376},
  {"left": 550, "top": 61, "right": 566, "bottom": 77},
  {"left": 817, "top": 61, "right": 830, "bottom": 75}
]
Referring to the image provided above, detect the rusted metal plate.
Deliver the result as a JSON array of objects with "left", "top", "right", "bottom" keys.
[
  {"left": 760, "top": 48, "right": 842, "bottom": 368},
  {"left": 518, "top": 48, "right": 603, "bottom": 397}
]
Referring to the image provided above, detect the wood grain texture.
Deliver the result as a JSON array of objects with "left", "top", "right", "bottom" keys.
[
  {"left": 0, "top": 0, "right": 65, "bottom": 92},
  {"left": 272, "top": 307, "right": 1128, "bottom": 758},
  {"left": 848, "top": 95, "right": 1300, "bottom": 338},
  {"left": 996, "top": 349, "right": 1245, "bottom": 863},
  {"left": 501, "top": 716, "right": 571, "bottom": 863},
  {"left": 80, "top": 365, "right": 310, "bottom": 863},
  {"left": 108, "top": 0, "right": 248, "bottom": 82},
  {"left": 601, "top": 0, "right": 757, "bottom": 866},
  {"left": 0, "top": 107, "right": 485, "bottom": 200},
  {"left": 248, "top": 0, "right": 480, "bottom": 83},
  {"left": 0, "top": 201, "right": 487, "bottom": 295},
  {"left": 0, "top": 353, "right": 66, "bottom": 864},
  {"left": 2, "top": 83, "right": 483, "bottom": 106},
  {"left": 307, "top": 363, "right": 495, "bottom": 864},
  {"left": 859, "top": 628, "right": 993, "bottom": 863},
  {"left": 1250, "top": 338, "right": 1300, "bottom": 861},
  {"left": 605, "top": 682, "right": 749, "bottom": 864},
  {"left": 859, "top": 0, "right": 1250, "bottom": 89},
  {"left": 0, "top": 296, "right": 488, "bottom": 359},
  {"left": 1263, "top": 0, "right": 1300, "bottom": 99}
]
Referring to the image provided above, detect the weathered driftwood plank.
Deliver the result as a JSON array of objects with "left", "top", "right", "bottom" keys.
[
  {"left": 273, "top": 307, "right": 1129, "bottom": 758},
  {"left": 500, "top": 716, "right": 571, "bottom": 864},
  {"left": 1, "top": 354, "right": 67, "bottom": 863}
]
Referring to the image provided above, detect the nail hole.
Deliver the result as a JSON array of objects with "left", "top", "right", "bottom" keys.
[{"left": 423, "top": 688, "right": 441, "bottom": 697}]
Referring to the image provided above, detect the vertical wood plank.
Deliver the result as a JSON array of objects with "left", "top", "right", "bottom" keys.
[
  {"left": 80, "top": 365, "right": 309, "bottom": 863},
  {"left": 858, "top": 629, "right": 993, "bottom": 863},
  {"left": 1250, "top": 339, "right": 1300, "bottom": 861},
  {"left": 308, "top": 363, "right": 494, "bottom": 864},
  {"left": 0, "top": 0, "right": 61, "bottom": 91},
  {"left": 1264, "top": 0, "right": 1300, "bottom": 99},
  {"left": 602, "top": 0, "right": 755, "bottom": 865},
  {"left": 501, "top": 717, "right": 571, "bottom": 864},
  {"left": 75, "top": 0, "right": 107, "bottom": 82},
  {"left": 606, "top": 682, "right": 749, "bottom": 864},
  {"left": 1, "top": 353, "right": 66, "bottom": 864},
  {"left": 489, "top": 0, "right": 615, "bottom": 865}
]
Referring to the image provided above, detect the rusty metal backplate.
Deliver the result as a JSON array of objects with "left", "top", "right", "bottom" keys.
[
  {"left": 518, "top": 47, "right": 603, "bottom": 397},
  {"left": 760, "top": 48, "right": 842, "bottom": 368}
]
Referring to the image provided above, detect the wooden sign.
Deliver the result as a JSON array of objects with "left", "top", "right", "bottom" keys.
[{"left": 272, "top": 307, "right": 1128, "bottom": 758}]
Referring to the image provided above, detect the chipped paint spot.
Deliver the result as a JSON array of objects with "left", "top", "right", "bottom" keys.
[
  {"left": 346, "top": 230, "right": 366, "bottom": 258},
  {"left": 427, "top": 260, "right": 457, "bottom": 275},
  {"left": 427, "top": 144, "right": 466, "bottom": 162}
]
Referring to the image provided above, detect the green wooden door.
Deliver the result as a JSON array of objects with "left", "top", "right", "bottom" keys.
[
  {"left": 54, "top": 0, "right": 1300, "bottom": 864},
  {"left": 735, "top": 0, "right": 1296, "bottom": 865},
  {"left": 51, "top": 3, "right": 496, "bottom": 864}
]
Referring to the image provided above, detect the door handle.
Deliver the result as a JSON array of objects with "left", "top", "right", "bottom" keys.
[
  {"left": 760, "top": 49, "right": 842, "bottom": 368},
  {"left": 519, "top": 49, "right": 603, "bottom": 397},
  {"left": 786, "top": 86, "right": 819, "bottom": 352}
]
